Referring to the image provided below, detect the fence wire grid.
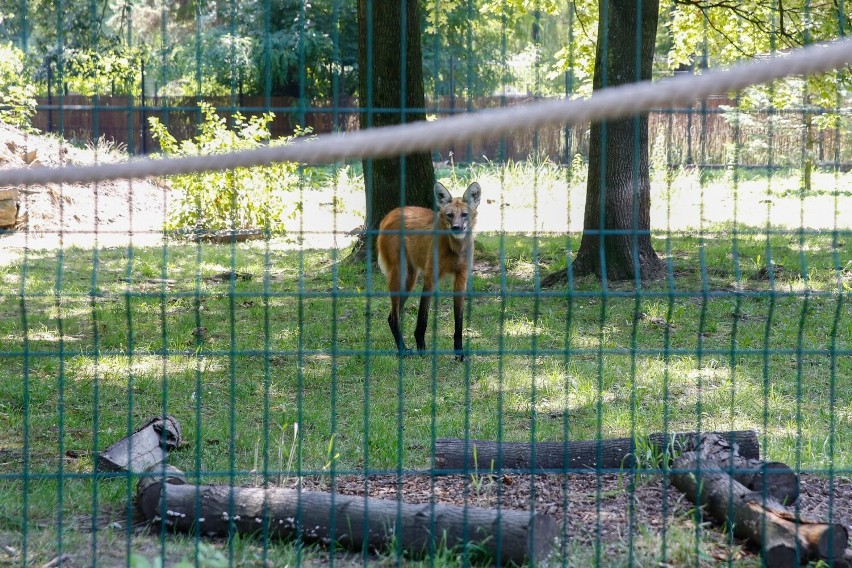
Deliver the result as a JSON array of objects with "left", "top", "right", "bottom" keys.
[{"left": 0, "top": 1, "right": 851, "bottom": 567}]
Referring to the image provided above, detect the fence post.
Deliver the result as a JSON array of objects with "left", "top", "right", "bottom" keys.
[
  {"left": 449, "top": 53, "right": 455, "bottom": 156},
  {"left": 47, "top": 59, "right": 54, "bottom": 133},
  {"left": 563, "top": 69, "right": 573, "bottom": 166},
  {"left": 141, "top": 59, "right": 147, "bottom": 154}
]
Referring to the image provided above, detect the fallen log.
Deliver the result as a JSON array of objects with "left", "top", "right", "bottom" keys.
[
  {"left": 833, "top": 549, "right": 852, "bottom": 568},
  {"left": 434, "top": 430, "right": 759, "bottom": 471},
  {"left": 97, "top": 415, "right": 182, "bottom": 473},
  {"left": 671, "top": 434, "right": 847, "bottom": 567},
  {"left": 136, "top": 467, "right": 557, "bottom": 565},
  {"left": 666, "top": 431, "right": 798, "bottom": 503}
]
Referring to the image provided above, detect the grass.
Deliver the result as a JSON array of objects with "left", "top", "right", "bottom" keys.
[{"left": 0, "top": 160, "right": 850, "bottom": 566}]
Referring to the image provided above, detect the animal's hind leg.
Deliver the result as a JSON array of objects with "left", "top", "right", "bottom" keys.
[
  {"left": 402, "top": 266, "right": 418, "bottom": 310},
  {"left": 386, "top": 267, "right": 410, "bottom": 355}
]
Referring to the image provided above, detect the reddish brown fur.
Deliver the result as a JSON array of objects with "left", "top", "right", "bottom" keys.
[{"left": 376, "top": 182, "right": 481, "bottom": 360}]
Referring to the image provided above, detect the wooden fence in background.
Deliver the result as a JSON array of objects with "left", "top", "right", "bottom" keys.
[{"left": 30, "top": 95, "right": 849, "bottom": 168}]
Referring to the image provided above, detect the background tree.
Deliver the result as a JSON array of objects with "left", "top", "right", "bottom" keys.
[
  {"left": 250, "top": 0, "right": 359, "bottom": 99},
  {"left": 571, "top": 0, "right": 663, "bottom": 280},
  {"left": 550, "top": 0, "right": 848, "bottom": 282},
  {"left": 352, "top": 0, "right": 436, "bottom": 260}
]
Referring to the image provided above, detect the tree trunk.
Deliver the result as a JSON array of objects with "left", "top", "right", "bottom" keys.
[
  {"left": 572, "top": 0, "right": 663, "bottom": 280},
  {"left": 136, "top": 467, "right": 558, "bottom": 565},
  {"left": 434, "top": 430, "right": 760, "bottom": 472},
  {"left": 351, "top": 0, "right": 436, "bottom": 262}
]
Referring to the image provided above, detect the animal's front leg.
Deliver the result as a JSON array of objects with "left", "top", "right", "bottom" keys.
[{"left": 453, "top": 273, "right": 467, "bottom": 361}]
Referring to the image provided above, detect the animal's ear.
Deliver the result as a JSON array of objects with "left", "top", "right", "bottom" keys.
[
  {"left": 434, "top": 182, "right": 453, "bottom": 207},
  {"left": 463, "top": 182, "right": 481, "bottom": 210}
]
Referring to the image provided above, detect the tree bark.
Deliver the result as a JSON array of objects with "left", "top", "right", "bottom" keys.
[
  {"left": 136, "top": 467, "right": 557, "bottom": 565},
  {"left": 434, "top": 430, "right": 760, "bottom": 472},
  {"left": 671, "top": 434, "right": 848, "bottom": 567},
  {"left": 572, "top": 0, "right": 663, "bottom": 280},
  {"left": 351, "top": 0, "right": 436, "bottom": 262}
]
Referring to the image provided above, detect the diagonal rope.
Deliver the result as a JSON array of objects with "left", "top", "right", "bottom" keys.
[{"left": 1, "top": 38, "right": 850, "bottom": 187}]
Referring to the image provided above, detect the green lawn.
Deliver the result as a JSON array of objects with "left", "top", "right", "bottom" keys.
[{"left": 0, "top": 163, "right": 850, "bottom": 566}]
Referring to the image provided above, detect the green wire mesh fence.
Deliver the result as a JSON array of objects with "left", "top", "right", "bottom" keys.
[{"left": 0, "top": 0, "right": 850, "bottom": 566}]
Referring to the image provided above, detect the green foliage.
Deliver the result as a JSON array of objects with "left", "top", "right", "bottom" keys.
[
  {"left": 660, "top": 0, "right": 849, "bottom": 108},
  {"left": 0, "top": 0, "right": 121, "bottom": 53},
  {"left": 47, "top": 46, "right": 146, "bottom": 96},
  {"left": 0, "top": 42, "right": 37, "bottom": 128},
  {"left": 129, "top": 543, "right": 227, "bottom": 568},
  {"left": 423, "top": 0, "right": 507, "bottom": 97},
  {"left": 149, "top": 102, "right": 307, "bottom": 235},
  {"left": 548, "top": 0, "right": 598, "bottom": 96},
  {"left": 424, "top": 0, "right": 586, "bottom": 97},
  {"left": 251, "top": 0, "right": 359, "bottom": 99}
]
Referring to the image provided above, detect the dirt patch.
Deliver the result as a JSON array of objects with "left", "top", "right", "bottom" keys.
[{"left": 0, "top": 122, "right": 169, "bottom": 251}]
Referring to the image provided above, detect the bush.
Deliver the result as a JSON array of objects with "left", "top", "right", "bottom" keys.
[
  {"left": 149, "top": 103, "right": 308, "bottom": 236},
  {"left": 0, "top": 42, "right": 37, "bottom": 128}
]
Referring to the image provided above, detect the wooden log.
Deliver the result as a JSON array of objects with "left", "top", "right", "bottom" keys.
[
  {"left": 726, "top": 459, "right": 798, "bottom": 505},
  {"left": 671, "top": 434, "right": 848, "bottom": 567},
  {"left": 434, "top": 430, "right": 760, "bottom": 471},
  {"left": 97, "top": 415, "right": 182, "bottom": 473},
  {"left": 831, "top": 549, "right": 852, "bottom": 568},
  {"left": 136, "top": 467, "right": 557, "bottom": 565}
]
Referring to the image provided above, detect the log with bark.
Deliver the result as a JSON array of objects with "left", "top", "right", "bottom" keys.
[
  {"left": 834, "top": 549, "right": 852, "bottom": 568},
  {"left": 434, "top": 430, "right": 760, "bottom": 472},
  {"left": 136, "top": 467, "right": 557, "bottom": 565},
  {"left": 671, "top": 433, "right": 848, "bottom": 567},
  {"left": 97, "top": 415, "right": 182, "bottom": 473}
]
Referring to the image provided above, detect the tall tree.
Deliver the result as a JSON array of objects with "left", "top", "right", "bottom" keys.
[
  {"left": 572, "top": 0, "right": 663, "bottom": 280},
  {"left": 353, "top": 0, "right": 436, "bottom": 260}
]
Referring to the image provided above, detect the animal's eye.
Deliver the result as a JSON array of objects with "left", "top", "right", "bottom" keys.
[
  {"left": 446, "top": 213, "right": 454, "bottom": 219},
  {"left": 461, "top": 212, "right": 468, "bottom": 218}
]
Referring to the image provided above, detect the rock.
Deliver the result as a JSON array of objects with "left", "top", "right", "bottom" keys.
[{"left": 0, "top": 188, "right": 19, "bottom": 228}]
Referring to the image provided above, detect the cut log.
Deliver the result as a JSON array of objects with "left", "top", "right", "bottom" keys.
[
  {"left": 434, "top": 430, "right": 759, "bottom": 472},
  {"left": 136, "top": 468, "right": 557, "bottom": 565},
  {"left": 832, "top": 549, "right": 852, "bottom": 568},
  {"left": 97, "top": 415, "right": 182, "bottom": 473},
  {"left": 671, "top": 434, "right": 847, "bottom": 567},
  {"left": 728, "top": 458, "right": 798, "bottom": 505}
]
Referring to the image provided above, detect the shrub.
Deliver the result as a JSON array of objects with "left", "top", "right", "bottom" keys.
[
  {"left": 0, "top": 42, "right": 37, "bottom": 129},
  {"left": 149, "top": 103, "right": 307, "bottom": 236}
]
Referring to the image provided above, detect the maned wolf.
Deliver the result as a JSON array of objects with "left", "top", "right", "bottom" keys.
[{"left": 376, "top": 182, "right": 481, "bottom": 361}]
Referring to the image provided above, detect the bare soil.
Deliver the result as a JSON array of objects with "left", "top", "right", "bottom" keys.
[
  {"left": 293, "top": 471, "right": 852, "bottom": 562},
  {"left": 0, "top": 123, "right": 169, "bottom": 251}
]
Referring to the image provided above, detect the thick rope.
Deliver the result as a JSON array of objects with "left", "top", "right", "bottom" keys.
[{"left": 1, "top": 38, "right": 851, "bottom": 187}]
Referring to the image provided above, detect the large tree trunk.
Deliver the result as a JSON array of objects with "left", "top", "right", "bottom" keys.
[
  {"left": 351, "top": 0, "right": 436, "bottom": 262},
  {"left": 572, "top": 0, "right": 663, "bottom": 280}
]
